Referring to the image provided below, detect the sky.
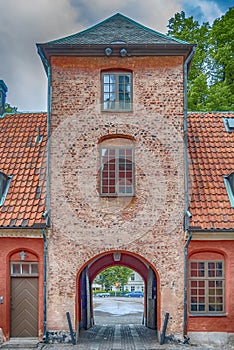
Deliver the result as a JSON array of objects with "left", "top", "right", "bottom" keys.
[{"left": 0, "top": 0, "right": 233, "bottom": 112}]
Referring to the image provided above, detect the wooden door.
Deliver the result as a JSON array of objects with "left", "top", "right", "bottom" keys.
[{"left": 11, "top": 277, "right": 38, "bottom": 337}]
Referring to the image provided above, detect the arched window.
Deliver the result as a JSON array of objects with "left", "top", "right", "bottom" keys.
[
  {"left": 189, "top": 253, "right": 225, "bottom": 315},
  {"left": 99, "top": 137, "right": 135, "bottom": 196},
  {"left": 101, "top": 71, "right": 132, "bottom": 111}
]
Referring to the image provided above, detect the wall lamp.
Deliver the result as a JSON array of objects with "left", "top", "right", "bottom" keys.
[
  {"left": 113, "top": 253, "right": 121, "bottom": 261},
  {"left": 105, "top": 47, "right": 112, "bottom": 56},
  {"left": 120, "top": 48, "right": 128, "bottom": 57},
  {"left": 20, "top": 251, "right": 26, "bottom": 260}
]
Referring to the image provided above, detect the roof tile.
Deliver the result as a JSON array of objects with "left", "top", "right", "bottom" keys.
[
  {"left": 188, "top": 112, "right": 234, "bottom": 230},
  {"left": 0, "top": 113, "right": 47, "bottom": 228}
]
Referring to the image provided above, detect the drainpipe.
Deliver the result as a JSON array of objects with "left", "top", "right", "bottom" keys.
[
  {"left": 37, "top": 46, "right": 51, "bottom": 341},
  {"left": 183, "top": 46, "right": 196, "bottom": 337},
  {"left": 183, "top": 230, "right": 192, "bottom": 336},
  {"left": 42, "top": 228, "right": 48, "bottom": 341}
]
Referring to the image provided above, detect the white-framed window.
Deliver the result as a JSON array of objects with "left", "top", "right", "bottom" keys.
[
  {"left": 131, "top": 286, "right": 135, "bottom": 292},
  {"left": 11, "top": 262, "right": 39, "bottom": 276},
  {"left": 102, "top": 72, "right": 132, "bottom": 111},
  {"left": 189, "top": 260, "right": 225, "bottom": 314},
  {"left": 100, "top": 146, "right": 134, "bottom": 196}
]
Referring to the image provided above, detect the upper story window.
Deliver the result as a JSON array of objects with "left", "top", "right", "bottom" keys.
[
  {"left": 189, "top": 260, "right": 225, "bottom": 314},
  {"left": 102, "top": 72, "right": 132, "bottom": 112},
  {"left": 0, "top": 171, "right": 12, "bottom": 206},
  {"left": 223, "top": 172, "right": 234, "bottom": 207},
  {"left": 100, "top": 137, "right": 135, "bottom": 197}
]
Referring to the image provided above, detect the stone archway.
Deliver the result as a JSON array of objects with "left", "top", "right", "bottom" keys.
[{"left": 76, "top": 250, "right": 160, "bottom": 336}]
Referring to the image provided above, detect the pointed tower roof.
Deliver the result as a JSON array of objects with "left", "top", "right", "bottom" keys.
[{"left": 37, "top": 13, "right": 195, "bottom": 71}]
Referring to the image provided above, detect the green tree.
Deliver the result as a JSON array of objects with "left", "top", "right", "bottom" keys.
[
  {"left": 5, "top": 103, "right": 17, "bottom": 113},
  {"left": 206, "top": 7, "right": 234, "bottom": 109},
  {"left": 167, "top": 8, "right": 234, "bottom": 111},
  {"left": 167, "top": 11, "right": 210, "bottom": 111},
  {"left": 95, "top": 266, "right": 133, "bottom": 291}
]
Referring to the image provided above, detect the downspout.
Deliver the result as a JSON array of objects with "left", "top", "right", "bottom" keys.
[
  {"left": 183, "top": 230, "right": 192, "bottom": 336},
  {"left": 37, "top": 46, "right": 51, "bottom": 341},
  {"left": 183, "top": 46, "right": 196, "bottom": 336},
  {"left": 42, "top": 228, "right": 48, "bottom": 341}
]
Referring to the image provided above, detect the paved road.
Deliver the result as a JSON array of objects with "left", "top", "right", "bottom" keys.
[
  {"left": 1, "top": 297, "right": 234, "bottom": 349},
  {"left": 93, "top": 296, "right": 144, "bottom": 324}
]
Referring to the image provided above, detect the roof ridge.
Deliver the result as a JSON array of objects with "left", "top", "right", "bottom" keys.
[
  {"left": 188, "top": 111, "right": 234, "bottom": 114},
  {"left": 45, "top": 12, "right": 190, "bottom": 45}
]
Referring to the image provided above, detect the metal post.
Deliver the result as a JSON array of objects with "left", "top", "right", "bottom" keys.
[{"left": 66, "top": 312, "right": 76, "bottom": 345}]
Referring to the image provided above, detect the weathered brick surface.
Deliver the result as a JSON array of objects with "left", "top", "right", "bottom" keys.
[{"left": 47, "top": 56, "right": 185, "bottom": 334}]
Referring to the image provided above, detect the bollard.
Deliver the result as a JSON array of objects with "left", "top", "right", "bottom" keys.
[
  {"left": 66, "top": 312, "right": 76, "bottom": 345},
  {"left": 160, "top": 312, "right": 169, "bottom": 345}
]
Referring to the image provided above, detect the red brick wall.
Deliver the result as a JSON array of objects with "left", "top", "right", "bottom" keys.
[
  {"left": 188, "top": 240, "right": 234, "bottom": 333},
  {"left": 0, "top": 237, "right": 44, "bottom": 340},
  {"left": 47, "top": 55, "right": 185, "bottom": 334}
]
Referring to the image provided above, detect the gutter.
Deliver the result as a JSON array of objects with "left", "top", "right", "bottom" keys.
[{"left": 183, "top": 46, "right": 196, "bottom": 336}]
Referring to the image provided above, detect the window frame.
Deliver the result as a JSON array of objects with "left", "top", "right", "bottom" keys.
[
  {"left": 101, "top": 71, "right": 132, "bottom": 112},
  {"left": 0, "top": 172, "right": 12, "bottom": 206},
  {"left": 100, "top": 145, "right": 135, "bottom": 197},
  {"left": 189, "top": 260, "right": 225, "bottom": 315},
  {"left": 223, "top": 172, "right": 234, "bottom": 207},
  {"left": 10, "top": 262, "right": 39, "bottom": 277}
]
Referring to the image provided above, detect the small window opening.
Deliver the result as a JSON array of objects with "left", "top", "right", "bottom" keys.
[
  {"left": 0, "top": 172, "right": 12, "bottom": 206},
  {"left": 223, "top": 172, "right": 234, "bottom": 207},
  {"left": 223, "top": 117, "right": 234, "bottom": 132}
]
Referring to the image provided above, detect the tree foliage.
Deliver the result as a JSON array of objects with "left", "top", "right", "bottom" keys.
[
  {"left": 167, "top": 7, "right": 234, "bottom": 111},
  {"left": 95, "top": 266, "right": 133, "bottom": 291},
  {"left": 5, "top": 103, "right": 17, "bottom": 113}
]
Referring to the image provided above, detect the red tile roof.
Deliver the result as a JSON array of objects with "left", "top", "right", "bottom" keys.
[
  {"left": 188, "top": 112, "right": 234, "bottom": 230},
  {"left": 0, "top": 113, "right": 47, "bottom": 228}
]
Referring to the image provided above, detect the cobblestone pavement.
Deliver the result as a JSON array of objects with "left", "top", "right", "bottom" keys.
[
  {"left": 1, "top": 324, "right": 234, "bottom": 350},
  {"left": 40, "top": 324, "right": 233, "bottom": 350}
]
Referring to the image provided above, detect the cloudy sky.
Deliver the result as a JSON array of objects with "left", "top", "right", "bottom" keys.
[{"left": 0, "top": 0, "right": 232, "bottom": 112}]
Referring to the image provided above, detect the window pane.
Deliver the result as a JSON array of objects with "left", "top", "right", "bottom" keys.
[
  {"left": 12, "top": 263, "right": 20, "bottom": 274},
  {"left": 190, "top": 261, "right": 204, "bottom": 277},
  {"left": 22, "top": 264, "right": 30, "bottom": 274},
  {"left": 31, "top": 264, "right": 38, "bottom": 274}
]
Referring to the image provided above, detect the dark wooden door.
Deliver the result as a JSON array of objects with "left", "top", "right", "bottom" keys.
[{"left": 11, "top": 277, "right": 38, "bottom": 337}]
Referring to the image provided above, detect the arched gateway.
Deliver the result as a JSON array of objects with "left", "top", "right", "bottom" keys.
[{"left": 76, "top": 251, "right": 159, "bottom": 335}]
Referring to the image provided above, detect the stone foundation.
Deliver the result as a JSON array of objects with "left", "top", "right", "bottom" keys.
[
  {"left": 188, "top": 331, "right": 229, "bottom": 346},
  {"left": 46, "top": 330, "right": 76, "bottom": 344}
]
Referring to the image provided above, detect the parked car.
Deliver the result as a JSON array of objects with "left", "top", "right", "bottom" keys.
[
  {"left": 124, "top": 291, "right": 144, "bottom": 297},
  {"left": 95, "top": 292, "right": 110, "bottom": 297}
]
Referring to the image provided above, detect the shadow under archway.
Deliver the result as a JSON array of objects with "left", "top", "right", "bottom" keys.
[{"left": 76, "top": 250, "right": 159, "bottom": 339}]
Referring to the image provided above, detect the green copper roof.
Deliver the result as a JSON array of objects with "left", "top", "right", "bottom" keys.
[{"left": 46, "top": 13, "right": 189, "bottom": 46}]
